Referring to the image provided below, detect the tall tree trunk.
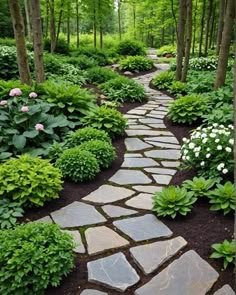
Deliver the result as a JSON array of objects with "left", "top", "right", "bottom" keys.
[
  {"left": 76, "top": 0, "right": 80, "bottom": 47},
  {"left": 93, "top": 8, "right": 97, "bottom": 48},
  {"left": 118, "top": 0, "right": 122, "bottom": 40},
  {"left": 8, "top": 0, "right": 32, "bottom": 85},
  {"left": 67, "top": 0, "right": 70, "bottom": 46},
  {"left": 209, "top": 3, "right": 216, "bottom": 49},
  {"left": 204, "top": 0, "right": 213, "bottom": 56},
  {"left": 49, "top": 0, "right": 56, "bottom": 53},
  {"left": 233, "top": 0, "right": 236, "bottom": 242},
  {"left": 192, "top": 0, "right": 198, "bottom": 54},
  {"left": 56, "top": 0, "right": 64, "bottom": 44},
  {"left": 45, "top": 0, "right": 49, "bottom": 37},
  {"left": 199, "top": 0, "right": 206, "bottom": 56},
  {"left": 133, "top": 2, "right": 136, "bottom": 39},
  {"left": 24, "top": 0, "right": 31, "bottom": 40},
  {"left": 216, "top": 0, "right": 226, "bottom": 55},
  {"left": 214, "top": 0, "right": 235, "bottom": 89},
  {"left": 30, "top": 0, "right": 45, "bottom": 83},
  {"left": 100, "top": 27, "right": 103, "bottom": 49},
  {"left": 182, "top": 0, "right": 192, "bottom": 82}
]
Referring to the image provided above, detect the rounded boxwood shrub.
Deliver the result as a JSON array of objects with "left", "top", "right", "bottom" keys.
[
  {"left": 56, "top": 148, "right": 100, "bottom": 182},
  {"left": 78, "top": 140, "right": 116, "bottom": 169},
  {"left": 120, "top": 56, "right": 154, "bottom": 72},
  {"left": 86, "top": 66, "right": 119, "bottom": 85},
  {"left": 0, "top": 154, "right": 63, "bottom": 207},
  {"left": 116, "top": 40, "right": 146, "bottom": 56},
  {"left": 0, "top": 223, "right": 75, "bottom": 295}
]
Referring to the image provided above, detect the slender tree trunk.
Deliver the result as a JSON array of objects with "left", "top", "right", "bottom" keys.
[
  {"left": 100, "top": 27, "right": 103, "bottom": 49},
  {"left": 161, "top": 27, "right": 165, "bottom": 46},
  {"left": 192, "top": 0, "right": 198, "bottom": 55},
  {"left": 49, "top": 0, "right": 56, "bottom": 53},
  {"left": 133, "top": 2, "right": 136, "bottom": 39},
  {"left": 30, "top": 0, "right": 45, "bottom": 83},
  {"left": 76, "top": 0, "right": 80, "bottom": 47},
  {"left": 67, "top": 0, "right": 70, "bottom": 46},
  {"left": 24, "top": 0, "right": 31, "bottom": 40},
  {"left": 118, "top": 0, "right": 122, "bottom": 40},
  {"left": 204, "top": 0, "right": 213, "bottom": 56},
  {"left": 209, "top": 3, "right": 216, "bottom": 49},
  {"left": 233, "top": 0, "right": 236, "bottom": 259},
  {"left": 214, "top": 0, "right": 235, "bottom": 89},
  {"left": 8, "top": 0, "right": 32, "bottom": 85},
  {"left": 45, "top": 0, "right": 49, "bottom": 37},
  {"left": 216, "top": 0, "right": 226, "bottom": 55},
  {"left": 199, "top": 0, "right": 206, "bottom": 56},
  {"left": 56, "top": 0, "right": 64, "bottom": 44},
  {"left": 93, "top": 8, "right": 97, "bottom": 48}
]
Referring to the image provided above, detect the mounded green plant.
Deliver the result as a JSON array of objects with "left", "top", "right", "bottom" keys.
[
  {"left": 210, "top": 240, "right": 235, "bottom": 269},
  {"left": 156, "top": 44, "right": 176, "bottom": 57},
  {"left": 0, "top": 154, "right": 63, "bottom": 207},
  {"left": 0, "top": 223, "right": 75, "bottom": 295},
  {"left": 0, "top": 79, "right": 32, "bottom": 99},
  {"left": 48, "top": 142, "right": 65, "bottom": 163},
  {"left": 116, "top": 39, "right": 146, "bottom": 56},
  {"left": 56, "top": 148, "right": 100, "bottom": 182},
  {"left": 152, "top": 186, "right": 197, "bottom": 218},
  {"left": 202, "top": 103, "right": 233, "bottom": 125},
  {"left": 0, "top": 199, "right": 24, "bottom": 229},
  {"left": 152, "top": 71, "right": 175, "bottom": 90},
  {"left": 44, "top": 37, "right": 69, "bottom": 54},
  {"left": 119, "top": 56, "right": 154, "bottom": 72},
  {"left": 71, "top": 46, "right": 109, "bottom": 66},
  {"left": 207, "top": 181, "right": 235, "bottom": 215},
  {"left": 65, "top": 55, "right": 97, "bottom": 69},
  {"left": 78, "top": 140, "right": 116, "bottom": 169},
  {"left": 168, "top": 95, "right": 209, "bottom": 124},
  {"left": 168, "top": 81, "right": 187, "bottom": 95},
  {"left": 81, "top": 106, "right": 127, "bottom": 138},
  {"left": 86, "top": 66, "right": 119, "bottom": 85},
  {"left": 182, "top": 177, "right": 216, "bottom": 197}
]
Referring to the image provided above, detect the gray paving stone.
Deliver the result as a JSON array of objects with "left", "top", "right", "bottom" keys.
[
  {"left": 139, "top": 118, "right": 163, "bottom": 124},
  {"left": 125, "top": 153, "right": 143, "bottom": 158},
  {"left": 85, "top": 226, "right": 129, "bottom": 255},
  {"left": 146, "top": 141, "right": 180, "bottom": 149},
  {"left": 146, "top": 123, "right": 166, "bottom": 129},
  {"left": 145, "top": 167, "right": 177, "bottom": 175},
  {"left": 51, "top": 202, "right": 106, "bottom": 228},
  {"left": 83, "top": 185, "right": 135, "bottom": 204},
  {"left": 126, "top": 193, "right": 153, "bottom": 210},
  {"left": 125, "top": 138, "right": 152, "bottom": 151},
  {"left": 128, "top": 109, "right": 147, "bottom": 115},
  {"left": 126, "top": 130, "right": 172, "bottom": 136},
  {"left": 144, "top": 136, "right": 179, "bottom": 144},
  {"left": 135, "top": 250, "right": 219, "bottom": 295},
  {"left": 124, "top": 114, "right": 144, "bottom": 119},
  {"left": 109, "top": 170, "right": 152, "bottom": 185},
  {"left": 132, "top": 185, "right": 163, "bottom": 194},
  {"left": 122, "top": 157, "right": 159, "bottom": 168},
  {"left": 102, "top": 205, "right": 138, "bottom": 218},
  {"left": 63, "top": 230, "right": 85, "bottom": 253},
  {"left": 145, "top": 149, "right": 181, "bottom": 160},
  {"left": 149, "top": 110, "right": 167, "bottom": 115},
  {"left": 161, "top": 161, "right": 181, "bottom": 167},
  {"left": 80, "top": 290, "right": 107, "bottom": 295},
  {"left": 214, "top": 285, "right": 235, "bottom": 295},
  {"left": 128, "top": 124, "right": 151, "bottom": 130},
  {"left": 146, "top": 113, "right": 165, "bottom": 119},
  {"left": 88, "top": 252, "right": 140, "bottom": 291},
  {"left": 34, "top": 216, "right": 53, "bottom": 223},
  {"left": 152, "top": 174, "right": 172, "bottom": 185},
  {"left": 113, "top": 214, "right": 172, "bottom": 241},
  {"left": 130, "top": 236, "right": 187, "bottom": 274}
]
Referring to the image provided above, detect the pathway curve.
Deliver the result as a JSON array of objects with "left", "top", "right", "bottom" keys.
[{"left": 39, "top": 58, "right": 234, "bottom": 295}]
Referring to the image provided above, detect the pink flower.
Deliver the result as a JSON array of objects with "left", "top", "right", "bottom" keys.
[
  {"left": 0, "top": 100, "right": 7, "bottom": 106},
  {"left": 29, "top": 92, "right": 38, "bottom": 98},
  {"left": 21, "top": 106, "right": 29, "bottom": 112},
  {"left": 35, "top": 123, "right": 44, "bottom": 131},
  {"left": 9, "top": 88, "right": 22, "bottom": 96}
]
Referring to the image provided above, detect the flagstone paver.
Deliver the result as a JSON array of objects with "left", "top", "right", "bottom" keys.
[
  {"left": 125, "top": 193, "right": 153, "bottom": 210},
  {"left": 144, "top": 136, "right": 179, "bottom": 144},
  {"left": 102, "top": 205, "right": 138, "bottom": 218},
  {"left": 146, "top": 141, "right": 180, "bottom": 149},
  {"left": 161, "top": 160, "right": 181, "bottom": 167},
  {"left": 125, "top": 137, "right": 152, "bottom": 151},
  {"left": 213, "top": 285, "right": 235, "bottom": 295},
  {"left": 34, "top": 215, "right": 53, "bottom": 223},
  {"left": 144, "top": 167, "right": 177, "bottom": 175},
  {"left": 152, "top": 174, "right": 172, "bottom": 185},
  {"left": 122, "top": 157, "right": 159, "bottom": 168},
  {"left": 109, "top": 169, "right": 152, "bottom": 185},
  {"left": 145, "top": 149, "right": 181, "bottom": 160},
  {"left": 80, "top": 290, "right": 108, "bottom": 295},
  {"left": 63, "top": 230, "right": 85, "bottom": 254},
  {"left": 125, "top": 153, "right": 143, "bottom": 158},
  {"left": 132, "top": 185, "right": 163, "bottom": 194}
]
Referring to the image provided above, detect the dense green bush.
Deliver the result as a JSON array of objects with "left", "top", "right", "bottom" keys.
[
  {"left": 0, "top": 154, "right": 63, "bottom": 207},
  {"left": 65, "top": 55, "right": 97, "bottom": 69},
  {"left": 186, "top": 71, "right": 215, "bottom": 94},
  {"left": 0, "top": 223, "right": 75, "bottom": 295},
  {"left": 210, "top": 240, "right": 235, "bottom": 269},
  {"left": 156, "top": 44, "right": 176, "bottom": 57},
  {"left": 203, "top": 103, "right": 233, "bottom": 125},
  {"left": 0, "top": 80, "right": 32, "bottom": 99},
  {"left": 169, "top": 81, "right": 187, "bottom": 95},
  {"left": 205, "top": 86, "right": 233, "bottom": 107},
  {"left": 182, "top": 177, "right": 216, "bottom": 197},
  {"left": 188, "top": 57, "right": 218, "bottom": 71},
  {"left": 78, "top": 140, "right": 116, "bottom": 169},
  {"left": 71, "top": 47, "right": 109, "bottom": 66},
  {"left": 0, "top": 199, "right": 24, "bottom": 229},
  {"left": 168, "top": 95, "right": 209, "bottom": 124},
  {"left": 86, "top": 66, "right": 119, "bottom": 84},
  {"left": 152, "top": 71, "right": 175, "bottom": 90},
  {"left": 100, "top": 76, "right": 146, "bottom": 102},
  {"left": 44, "top": 37, "right": 70, "bottom": 54},
  {"left": 57, "top": 148, "right": 100, "bottom": 182},
  {"left": 116, "top": 40, "right": 146, "bottom": 56},
  {"left": 82, "top": 106, "right": 127, "bottom": 138},
  {"left": 119, "top": 56, "right": 154, "bottom": 72}
]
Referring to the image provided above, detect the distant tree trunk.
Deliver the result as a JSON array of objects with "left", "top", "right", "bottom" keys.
[
  {"left": 76, "top": 0, "right": 80, "bottom": 47},
  {"left": 100, "top": 27, "right": 103, "bottom": 49},
  {"left": 133, "top": 2, "right": 136, "bottom": 39},
  {"left": 67, "top": 0, "right": 70, "bottom": 46},
  {"left": 204, "top": 0, "right": 213, "bottom": 56},
  {"left": 49, "top": 0, "right": 56, "bottom": 53},
  {"left": 118, "top": 0, "right": 122, "bottom": 40},
  {"left": 24, "top": 0, "right": 31, "bottom": 40},
  {"left": 45, "top": 0, "right": 49, "bottom": 37},
  {"left": 214, "top": 0, "right": 235, "bottom": 89},
  {"left": 182, "top": 0, "right": 192, "bottom": 82},
  {"left": 199, "top": 0, "right": 206, "bottom": 56},
  {"left": 56, "top": 0, "right": 64, "bottom": 44},
  {"left": 93, "top": 8, "right": 97, "bottom": 48},
  {"left": 161, "top": 27, "right": 165, "bottom": 46},
  {"left": 209, "top": 3, "right": 216, "bottom": 49},
  {"left": 216, "top": 0, "right": 226, "bottom": 55},
  {"left": 192, "top": 0, "right": 198, "bottom": 54},
  {"left": 8, "top": 0, "right": 32, "bottom": 85},
  {"left": 30, "top": 0, "right": 45, "bottom": 83}
]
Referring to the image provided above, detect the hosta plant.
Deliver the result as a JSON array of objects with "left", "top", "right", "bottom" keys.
[
  {"left": 207, "top": 181, "right": 235, "bottom": 215},
  {"left": 0, "top": 199, "right": 24, "bottom": 229},
  {"left": 168, "top": 81, "right": 187, "bottom": 95},
  {"left": 152, "top": 71, "right": 175, "bottom": 90},
  {"left": 182, "top": 177, "right": 216, "bottom": 197},
  {"left": 116, "top": 39, "right": 146, "bottom": 56},
  {"left": 119, "top": 56, "right": 154, "bottom": 72},
  {"left": 202, "top": 103, "right": 233, "bottom": 125},
  {"left": 210, "top": 240, "right": 235, "bottom": 269},
  {"left": 152, "top": 186, "right": 197, "bottom": 218},
  {"left": 86, "top": 66, "right": 119, "bottom": 85}
]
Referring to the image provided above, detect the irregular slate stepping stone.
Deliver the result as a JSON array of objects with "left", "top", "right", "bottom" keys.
[
  {"left": 214, "top": 285, "right": 235, "bottom": 295},
  {"left": 109, "top": 170, "right": 152, "bottom": 185},
  {"left": 139, "top": 118, "right": 163, "bottom": 124},
  {"left": 122, "top": 157, "right": 159, "bottom": 168},
  {"left": 152, "top": 174, "right": 172, "bottom": 185},
  {"left": 161, "top": 161, "right": 181, "bottom": 167},
  {"left": 146, "top": 123, "right": 166, "bottom": 129},
  {"left": 80, "top": 290, "right": 107, "bottom": 295},
  {"left": 102, "top": 205, "right": 138, "bottom": 218},
  {"left": 149, "top": 110, "right": 167, "bottom": 115},
  {"left": 51, "top": 202, "right": 106, "bottom": 228},
  {"left": 145, "top": 149, "right": 181, "bottom": 160},
  {"left": 126, "top": 193, "right": 153, "bottom": 210},
  {"left": 130, "top": 236, "right": 187, "bottom": 274},
  {"left": 145, "top": 167, "right": 176, "bottom": 175},
  {"left": 85, "top": 226, "right": 129, "bottom": 255},
  {"left": 34, "top": 215, "right": 53, "bottom": 223},
  {"left": 135, "top": 250, "right": 219, "bottom": 295},
  {"left": 88, "top": 252, "right": 140, "bottom": 291},
  {"left": 125, "top": 138, "right": 152, "bottom": 151},
  {"left": 146, "top": 114, "right": 165, "bottom": 119},
  {"left": 144, "top": 136, "right": 179, "bottom": 144},
  {"left": 128, "top": 109, "right": 147, "bottom": 115},
  {"left": 146, "top": 141, "right": 180, "bottom": 149},
  {"left": 63, "top": 230, "right": 85, "bottom": 254},
  {"left": 133, "top": 185, "right": 163, "bottom": 194},
  {"left": 128, "top": 124, "right": 151, "bottom": 130},
  {"left": 125, "top": 153, "right": 143, "bottom": 158},
  {"left": 126, "top": 130, "right": 172, "bottom": 137},
  {"left": 124, "top": 114, "right": 144, "bottom": 119},
  {"left": 113, "top": 214, "right": 172, "bottom": 242},
  {"left": 83, "top": 185, "right": 135, "bottom": 204}
]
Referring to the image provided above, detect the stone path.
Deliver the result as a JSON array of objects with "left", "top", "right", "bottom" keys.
[{"left": 36, "top": 59, "right": 235, "bottom": 294}]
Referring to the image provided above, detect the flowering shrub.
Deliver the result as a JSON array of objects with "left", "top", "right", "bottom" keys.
[
  {"left": 188, "top": 57, "right": 218, "bottom": 71},
  {"left": 181, "top": 124, "right": 234, "bottom": 178}
]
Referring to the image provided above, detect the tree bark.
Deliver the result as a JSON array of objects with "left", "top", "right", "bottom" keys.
[
  {"left": 216, "top": 0, "right": 226, "bottom": 55},
  {"left": 214, "top": 0, "right": 235, "bottom": 89},
  {"left": 209, "top": 2, "right": 216, "bottom": 49},
  {"left": 76, "top": 0, "right": 80, "bottom": 47},
  {"left": 133, "top": 2, "right": 136, "bottom": 39},
  {"left": 67, "top": 0, "right": 71, "bottom": 46},
  {"left": 93, "top": 7, "right": 97, "bottom": 48},
  {"left": 56, "top": 0, "right": 64, "bottom": 44},
  {"left": 192, "top": 0, "right": 198, "bottom": 54},
  {"left": 24, "top": 0, "right": 31, "bottom": 40},
  {"left": 8, "top": 0, "right": 32, "bottom": 85},
  {"left": 45, "top": 0, "right": 49, "bottom": 37},
  {"left": 204, "top": 0, "right": 213, "bottom": 56},
  {"left": 49, "top": 0, "right": 56, "bottom": 53},
  {"left": 118, "top": 0, "right": 122, "bottom": 40},
  {"left": 198, "top": 0, "right": 206, "bottom": 56}
]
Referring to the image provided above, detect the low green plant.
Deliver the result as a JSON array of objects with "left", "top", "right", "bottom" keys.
[
  {"left": 152, "top": 186, "right": 197, "bottom": 218},
  {"left": 0, "top": 154, "right": 63, "bottom": 207},
  {"left": 152, "top": 71, "right": 175, "bottom": 90},
  {"left": 119, "top": 56, "right": 154, "bottom": 72},
  {"left": 78, "top": 140, "right": 116, "bottom": 169},
  {"left": 56, "top": 148, "right": 100, "bottom": 182},
  {"left": 44, "top": 37, "right": 70, "bottom": 54},
  {"left": 169, "top": 81, "right": 187, "bottom": 95},
  {"left": 0, "top": 80, "right": 32, "bottom": 99},
  {"left": 116, "top": 39, "right": 146, "bottom": 56},
  {"left": 168, "top": 95, "right": 209, "bottom": 124},
  {"left": 81, "top": 106, "right": 127, "bottom": 138},
  {"left": 188, "top": 57, "right": 218, "bottom": 71},
  {"left": 86, "top": 66, "right": 119, "bottom": 85},
  {"left": 65, "top": 55, "right": 97, "bottom": 69},
  {"left": 48, "top": 142, "right": 65, "bottom": 163},
  {"left": 207, "top": 181, "right": 235, "bottom": 215},
  {"left": 0, "top": 199, "right": 24, "bottom": 229},
  {"left": 71, "top": 46, "right": 109, "bottom": 66},
  {"left": 156, "top": 44, "right": 176, "bottom": 57},
  {"left": 182, "top": 177, "right": 216, "bottom": 197},
  {"left": 205, "top": 86, "right": 233, "bottom": 107},
  {"left": 186, "top": 71, "right": 215, "bottom": 94},
  {"left": 0, "top": 223, "right": 75, "bottom": 295},
  {"left": 202, "top": 103, "right": 233, "bottom": 125},
  {"left": 210, "top": 240, "right": 235, "bottom": 269}
]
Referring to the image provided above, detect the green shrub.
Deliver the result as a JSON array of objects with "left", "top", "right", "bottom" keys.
[
  {"left": 210, "top": 240, "right": 235, "bottom": 269},
  {"left": 0, "top": 154, "right": 63, "bottom": 207},
  {"left": 71, "top": 47, "right": 109, "bottom": 66},
  {"left": 86, "top": 66, "right": 119, "bottom": 85},
  {"left": 0, "top": 199, "right": 24, "bottom": 229},
  {"left": 0, "top": 223, "right": 75, "bottom": 295},
  {"left": 56, "top": 148, "right": 100, "bottom": 182},
  {"left": 44, "top": 53, "right": 64, "bottom": 74},
  {"left": 44, "top": 37, "right": 70, "bottom": 54},
  {"left": 205, "top": 86, "right": 233, "bottom": 107},
  {"left": 152, "top": 186, "right": 197, "bottom": 218},
  {"left": 168, "top": 95, "right": 209, "bottom": 124},
  {"left": 78, "top": 140, "right": 116, "bottom": 169},
  {"left": 207, "top": 181, "right": 235, "bottom": 215},
  {"left": 65, "top": 55, "right": 97, "bottom": 69},
  {"left": 156, "top": 44, "right": 176, "bottom": 57},
  {"left": 100, "top": 76, "right": 146, "bottom": 102},
  {"left": 202, "top": 103, "right": 233, "bottom": 125},
  {"left": 116, "top": 40, "right": 146, "bottom": 56},
  {"left": 182, "top": 177, "right": 216, "bottom": 197},
  {"left": 169, "top": 81, "right": 187, "bottom": 95},
  {"left": 119, "top": 56, "right": 154, "bottom": 72},
  {"left": 152, "top": 71, "right": 175, "bottom": 90},
  {"left": 0, "top": 80, "right": 32, "bottom": 99},
  {"left": 48, "top": 142, "right": 64, "bottom": 163},
  {"left": 188, "top": 57, "right": 218, "bottom": 71},
  {"left": 186, "top": 71, "right": 215, "bottom": 94},
  {"left": 82, "top": 106, "right": 127, "bottom": 138}
]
